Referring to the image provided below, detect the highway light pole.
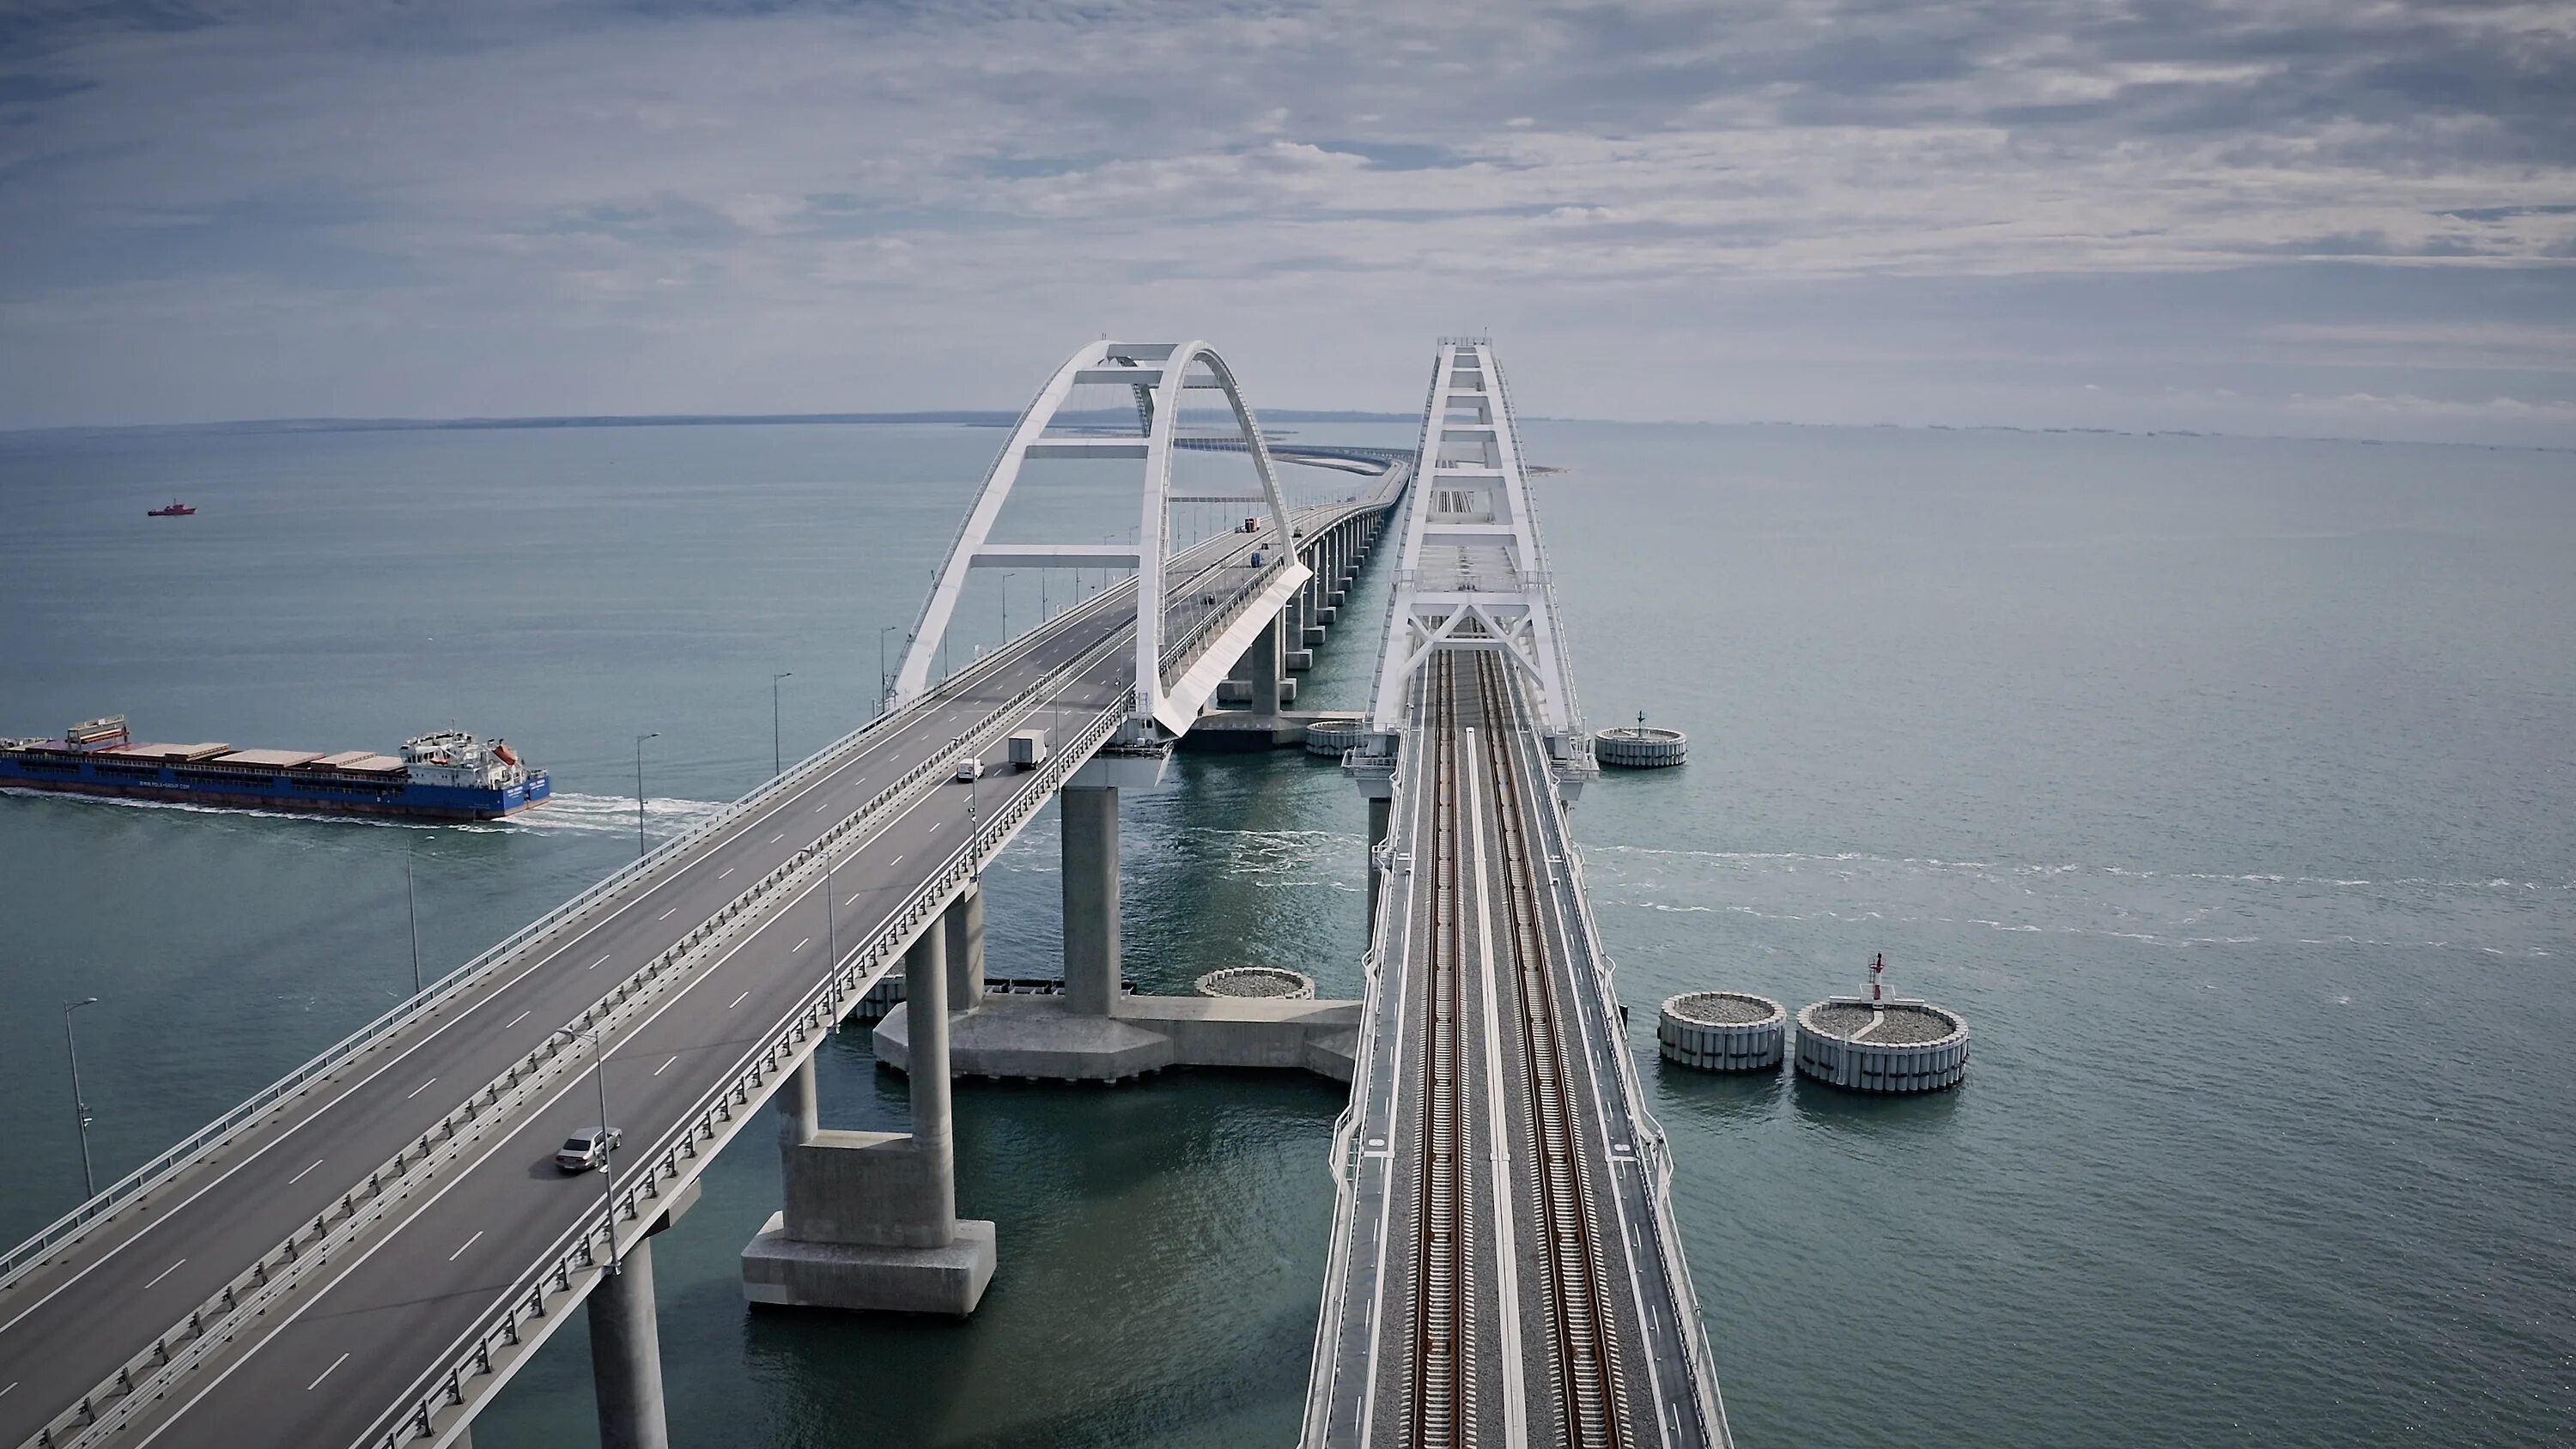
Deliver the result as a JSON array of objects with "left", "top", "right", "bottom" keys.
[
  {"left": 1001, "top": 572, "right": 1014, "bottom": 642},
  {"left": 64, "top": 997, "right": 99, "bottom": 1197},
  {"left": 405, "top": 851, "right": 423, "bottom": 996},
  {"left": 879, "top": 625, "right": 899, "bottom": 712},
  {"left": 554, "top": 1026, "right": 621, "bottom": 1272},
  {"left": 633, "top": 732, "right": 659, "bottom": 860},
  {"left": 772, "top": 671, "right": 793, "bottom": 778}
]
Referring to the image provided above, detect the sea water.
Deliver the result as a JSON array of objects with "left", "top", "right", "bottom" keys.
[{"left": 0, "top": 416, "right": 2567, "bottom": 1446}]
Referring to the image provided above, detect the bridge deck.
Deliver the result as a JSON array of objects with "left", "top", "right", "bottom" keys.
[
  {"left": 1308, "top": 653, "right": 1727, "bottom": 1447},
  {"left": 0, "top": 458, "right": 1404, "bottom": 1449}
]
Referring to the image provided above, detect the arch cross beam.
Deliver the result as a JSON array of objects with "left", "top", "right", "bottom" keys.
[
  {"left": 1369, "top": 339, "right": 1587, "bottom": 757},
  {"left": 893, "top": 340, "right": 1303, "bottom": 734}
]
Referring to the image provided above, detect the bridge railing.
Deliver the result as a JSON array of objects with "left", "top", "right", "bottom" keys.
[
  {"left": 1498, "top": 694, "right": 1730, "bottom": 1446},
  {"left": 364, "top": 688, "right": 1136, "bottom": 1449}
]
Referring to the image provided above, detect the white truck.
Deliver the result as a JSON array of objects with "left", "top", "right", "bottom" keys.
[{"left": 1006, "top": 730, "right": 1048, "bottom": 770}]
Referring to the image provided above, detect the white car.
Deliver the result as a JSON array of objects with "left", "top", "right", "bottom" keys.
[{"left": 954, "top": 756, "right": 983, "bottom": 782}]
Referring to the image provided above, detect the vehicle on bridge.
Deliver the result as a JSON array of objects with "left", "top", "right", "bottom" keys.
[
  {"left": 555, "top": 1126, "right": 623, "bottom": 1172},
  {"left": 953, "top": 756, "right": 984, "bottom": 782}
]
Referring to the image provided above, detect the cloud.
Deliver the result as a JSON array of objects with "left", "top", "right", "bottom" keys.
[{"left": 0, "top": 0, "right": 2568, "bottom": 441}]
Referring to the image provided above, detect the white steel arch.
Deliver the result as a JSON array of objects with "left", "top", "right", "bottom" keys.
[
  {"left": 892, "top": 340, "right": 1301, "bottom": 731},
  {"left": 1368, "top": 339, "right": 1587, "bottom": 759}
]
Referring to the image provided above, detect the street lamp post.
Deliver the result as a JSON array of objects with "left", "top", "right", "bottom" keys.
[
  {"left": 554, "top": 1026, "right": 621, "bottom": 1273},
  {"left": 1001, "top": 572, "right": 1014, "bottom": 643},
  {"left": 772, "top": 672, "right": 793, "bottom": 779},
  {"left": 405, "top": 852, "right": 423, "bottom": 996},
  {"left": 64, "top": 997, "right": 100, "bottom": 1197},
  {"left": 879, "top": 625, "right": 900, "bottom": 712},
  {"left": 633, "top": 732, "right": 659, "bottom": 860},
  {"left": 825, "top": 851, "right": 838, "bottom": 969}
]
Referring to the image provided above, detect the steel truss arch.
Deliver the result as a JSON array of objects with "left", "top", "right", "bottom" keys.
[{"left": 892, "top": 340, "right": 1301, "bottom": 732}]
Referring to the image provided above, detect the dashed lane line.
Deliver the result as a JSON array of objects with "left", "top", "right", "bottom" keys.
[
  {"left": 142, "top": 1259, "right": 186, "bottom": 1291},
  {"left": 446, "top": 1232, "right": 482, "bottom": 1263},
  {"left": 287, "top": 1161, "right": 324, "bottom": 1186},
  {"left": 404, "top": 1078, "right": 436, "bottom": 1100},
  {"left": 305, "top": 1353, "right": 349, "bottom": 1392}
]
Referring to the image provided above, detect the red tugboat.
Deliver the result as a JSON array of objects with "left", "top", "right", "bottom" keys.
[{"left": 146, "top": 501, "right": 197, "bottom": 517}]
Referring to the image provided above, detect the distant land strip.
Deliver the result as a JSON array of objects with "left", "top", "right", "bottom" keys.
[{"left": 0, "top": 408, "right": 1419, "bottom": 440}]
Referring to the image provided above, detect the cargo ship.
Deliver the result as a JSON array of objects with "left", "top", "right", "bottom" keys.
[{"left": 0, "top": 717, "right": 550, "bottom": 821}]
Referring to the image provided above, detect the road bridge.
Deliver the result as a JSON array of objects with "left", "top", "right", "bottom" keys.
[
  {"left": 1306, "top": 341, "right": 1732, "bottom": 1447},
  {"left": 0, "top": 341, "right": 1402, "bottom": 1449}
]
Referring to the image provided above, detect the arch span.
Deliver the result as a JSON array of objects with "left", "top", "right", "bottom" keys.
[{"left": 891, "top": 340, "right": 1301, "bottom": 733}]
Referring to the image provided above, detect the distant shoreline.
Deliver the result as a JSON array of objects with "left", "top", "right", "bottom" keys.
[{"left": 0, "top": 410, "right": 2561, "bottom": 454}]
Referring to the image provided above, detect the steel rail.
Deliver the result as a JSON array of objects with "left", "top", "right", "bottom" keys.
[
  {"left": 1478, "top": 654, "right": 1630, "bottom": 1448},
  {"left": 1406, "top": 652, "right": 1476, "bottom": 1449}
]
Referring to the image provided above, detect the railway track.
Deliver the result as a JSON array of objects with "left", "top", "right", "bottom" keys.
[
  {"left": 1410, "top": 651, "right": 1477, "bottom": 1448},
  {"left": 1396, "top": 652, "right": 1633, "bottom": 1449},
  {"left": 1474, "top": 654, "right": 1631, "bottom": 1449}
]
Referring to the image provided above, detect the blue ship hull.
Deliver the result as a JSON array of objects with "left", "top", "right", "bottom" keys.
[{"left": 0, "top": 755, "right": 550, "bottom": 821}]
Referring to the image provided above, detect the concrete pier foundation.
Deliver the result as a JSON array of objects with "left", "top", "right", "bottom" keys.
[{"left": 741, "top": 910, "right": 996, "bottom": 1316}]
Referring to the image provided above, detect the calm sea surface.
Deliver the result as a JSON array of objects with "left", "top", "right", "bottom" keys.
[{"left": 0, "top": 417, "right": 2568, "bottom": 1447}]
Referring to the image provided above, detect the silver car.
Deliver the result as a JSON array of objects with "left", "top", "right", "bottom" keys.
[{"left": 555, "top": 1126, "right": 623, "bottom": 1172}]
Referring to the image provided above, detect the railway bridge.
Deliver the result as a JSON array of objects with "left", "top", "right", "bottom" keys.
[{"left": 0, "top": 340, "right": 1728, "bottom": 1449}]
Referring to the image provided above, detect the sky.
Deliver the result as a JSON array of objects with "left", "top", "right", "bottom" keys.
[{"left": 1, "top": 0, "right": 2572, "bottom": 444}]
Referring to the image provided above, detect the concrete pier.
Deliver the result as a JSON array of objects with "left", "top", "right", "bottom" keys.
[
  {"left": 586, "top": 1177, "right": 698, "bottom": 1449},
  {"left": 589, "top": 1240, "right": 668, "bottom": 1449},
  {"left": 741, "top": 909, "right": 996, "bottom": 1315},
  {"left": 944, "top": 885, "right": 985, "bottom": 1010},
  {"left": 1060, "top": 785, "right": 1120, "bottom": 1016}
]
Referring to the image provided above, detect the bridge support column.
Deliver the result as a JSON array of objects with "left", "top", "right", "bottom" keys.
[
  {"left": 945, "top": 885, "right": 984, "bottom": 1012},
  {"left": 1249, "top": 611, "right": 1285, "bottom": 716},
  {"left": 1365, "top": 795, "right": 1392, "bottom": 927},
  {"left": 740, "top": 916, "right": 994, "bottom": 1316},
  {"left": 1061, "top": 785, "right": 1121, "bottom": 1016},
  {"left": 588, "top": 1240, "right": 669, "bottom": 1449}
]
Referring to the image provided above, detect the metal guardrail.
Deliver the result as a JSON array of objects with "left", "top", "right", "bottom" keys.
[
  {"left": 1499, "top": 691, "right": 1729, "bottom": 1448},
  {"left": 364, "top": 691, "right": 1133, "bottom": 1449}
]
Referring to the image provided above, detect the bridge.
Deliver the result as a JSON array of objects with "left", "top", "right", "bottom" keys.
[{"left": 0, "top": 340, "right": 1725, "bottom": 1449}]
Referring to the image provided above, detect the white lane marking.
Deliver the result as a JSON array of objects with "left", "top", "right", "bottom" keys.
[
  {"left": 447, "top": 1231, "right": 483, "bottom": 1262},
  {"left": 653, "top": 1057, "right": 677, "bottom": 1076},
  {"left": 658, "top": 906, "right": 677, "bottom": 920},
  {"left": 404, "top": 1077, "right": 437, "bottom": 1100},
  {"left": 927, "top": 820, "right": 942, "bottom": 832},
  {"left": 770, "top": 832, "right": 783, "bottom": 843},
  {"left": 505, "top": 1009, "right": 531, "bottom": 1029},
  {"left": 720, "top": 866, "right": 734, "bottom": 879},
  {"left": 288, "top": 1159, "right": 325, "bottom": 1185},
  {"left": 143, "top": 1258, "right": 187, "bottom": 1290},
  {"left": 793, "top": 937, "right": 809, "bottom": 953},
  {"left": 307, "top": 1352, "right": 349, "bottom": 1391},
  {"left": 591, "top": 953, "right": 611, "bottom": 970},
  {"left": 814, "top": 802, "right": 828, "bottom": 812},
  {"left": 889, "top": 854, "right": 902, "bottom": 865},
  {"left": 0, "top": 1382, "right": 14, "bottom": 1397},
  {"left": 728, "top": 991, "right": 750, "bottom": 1009}
]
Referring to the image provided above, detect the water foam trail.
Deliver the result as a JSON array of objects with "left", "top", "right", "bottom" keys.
[{"left": 1588, "top": 842, "right": 2567, "bottom": 958}]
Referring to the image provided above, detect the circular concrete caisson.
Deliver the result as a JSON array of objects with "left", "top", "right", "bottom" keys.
[
  {"left": 1658, "top": 991, "right": 1787, "bottom": 1072},
  {"left": 1793, "top": 998, "right": 1970, "bottom": 1093},
  {"left": 1595, "top": 724, "right": 1687, "bottom": 767},
  {"left": 1194, "top": 966, "right": 1317, "bottom": 1000},
  {"left": 1305, "top": 716, "right": 1368, "bottom": 757}
]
